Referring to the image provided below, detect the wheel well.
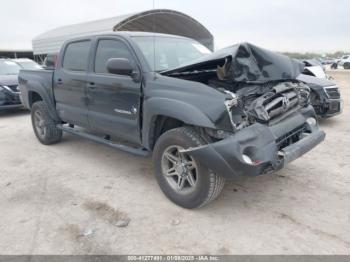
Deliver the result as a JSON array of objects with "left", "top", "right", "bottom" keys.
[
  {"left": 150, "top": 116, "right": 184, "bottom": 149},
  {"left": 29, "top": 91, "right": 43, "bottom": 108}
]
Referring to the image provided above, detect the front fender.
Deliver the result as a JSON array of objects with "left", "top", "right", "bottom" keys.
[{"left": 142, "top": 97, "right": 220, "bottom": 149}]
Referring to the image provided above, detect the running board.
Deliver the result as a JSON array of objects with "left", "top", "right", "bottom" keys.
[{"left": 57, "top": 124, "right": 149, "bottom": 157}]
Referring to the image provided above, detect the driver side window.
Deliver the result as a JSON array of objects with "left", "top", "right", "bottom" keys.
[{"left": 94, "top": 39, "right": 134, "bottom": 74}]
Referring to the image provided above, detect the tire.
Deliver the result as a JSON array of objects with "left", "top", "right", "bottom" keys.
[
  {"left": 153, "top": 127, "right": 225, "bottom": 209},
  {"left": 31, "top": 101, "right": 62, "bottom": 145},
  {"left": 344, "top": 62, "right": 350, "bottom": 69}
]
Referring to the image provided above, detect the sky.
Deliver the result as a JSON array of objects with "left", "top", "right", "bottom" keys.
[{"left": 1, "top": 0, "right": 349, "bottom": 53}]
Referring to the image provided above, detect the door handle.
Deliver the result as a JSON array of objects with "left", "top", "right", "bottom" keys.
[
  {"left": 88, "top": 82, "right": 96, "bottom": 89},
  {"left": 57, "top": 78, "right": 63, "bottom": 85}
]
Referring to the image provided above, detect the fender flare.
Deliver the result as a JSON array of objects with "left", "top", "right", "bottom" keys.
[
  {"left": 142, "top": 97, "right": 217, "bottom": 149},
  {"left": 25, "top": 80, "right": 60, "bottom": 122}
]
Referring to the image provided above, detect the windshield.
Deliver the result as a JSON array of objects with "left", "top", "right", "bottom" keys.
[
  {"left": 133, "top": 36, "right": 211, "bottom": 71},
  {"left": 0, "top": 60, "right": 21, "bottom": 75},
  {"left": 15, "top": 60, "right": 42, "bottom": 70}
]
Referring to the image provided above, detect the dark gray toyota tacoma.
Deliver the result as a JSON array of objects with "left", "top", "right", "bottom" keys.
[{"left": 19, "top": 32, "right": 325, "bottom": 208}]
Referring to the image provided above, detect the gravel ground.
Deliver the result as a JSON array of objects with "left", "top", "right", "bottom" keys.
[{"left": 0, "top": 71, "right": 349, "bottom": 255}]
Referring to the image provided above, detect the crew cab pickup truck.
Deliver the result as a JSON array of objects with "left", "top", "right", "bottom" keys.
[{"left": 19, "top": 32, "right": 325, "bottom": 208}]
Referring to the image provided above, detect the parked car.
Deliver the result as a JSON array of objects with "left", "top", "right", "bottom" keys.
[
  {"left": 0, "top": 59, "right": 23, "bottom": 110},
  {"left": 13, "top": 58, "right": 43, "bottom": 70},
  {"left": 299, "top": 60, "right": 342, "bottom": 118},
  {"left": 0, "top": 58, "right": 42, "bottom": 110},
  {"left": 338, "top": 55, "right": 350, "bottom": 69},
  {"left": 18, "top": 32, "right": 325, "bottom": 208},
  {"left": 302, "top": 59, "right": 328, "bottom": 79},
  {"left": 297, "top": 74, "right": 342, "bottom": 118}
]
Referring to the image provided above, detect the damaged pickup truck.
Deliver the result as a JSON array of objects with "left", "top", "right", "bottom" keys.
[{"left": 18, "top": 32, "right": 325, "bottom": 208}]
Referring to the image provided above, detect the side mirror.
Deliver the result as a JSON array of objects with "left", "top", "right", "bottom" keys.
[{"left": 106, "top": 58, "right": 135, "bottom": 76}]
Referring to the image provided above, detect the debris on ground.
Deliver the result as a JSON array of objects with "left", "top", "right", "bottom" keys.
[
  {"left": 114, "top": 218, "right": 131, "bottom": 227},
  {"left": 79, "top": 228, "right": 95, "bottom": 237},
  {"left": 171, "top": 219, "right": 181, "bottom": 226}
]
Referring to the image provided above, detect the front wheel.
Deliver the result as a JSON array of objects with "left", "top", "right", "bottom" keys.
[
  {"left": 31, "top": 101, "right": 62, "bottom": 145},
  {"left": 153, "top": 127, "right": 225, "bottom": 209}
]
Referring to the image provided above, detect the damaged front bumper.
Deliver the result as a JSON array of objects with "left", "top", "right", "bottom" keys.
[{"left": 183, "top": 106, "right": 325, "bottom": 178}]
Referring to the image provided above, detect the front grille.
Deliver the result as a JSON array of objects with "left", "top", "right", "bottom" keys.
[
  {"left": 276, "top": 124, "right": 306, "bottom": 150},
  {"left": 325, "top": 87, "right": 340, "bottom": 99}
]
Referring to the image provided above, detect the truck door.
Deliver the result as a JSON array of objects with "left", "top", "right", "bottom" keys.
[
  {"left": 53, "top": 40, "right": 91, "bottom": 127},
  {"left": 86, "top": 37, "right": 142, "bottom": 144}
]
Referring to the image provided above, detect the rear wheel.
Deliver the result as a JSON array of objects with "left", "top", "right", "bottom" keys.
[
  {"left": 31, "top": 101, "right": 62, "bottom": 145},
  {"left": 153, "top": 127, "right": 225, "bottom": 209},
  {"left": 344, "top": 62, "right": 350, "bottom": 69}
]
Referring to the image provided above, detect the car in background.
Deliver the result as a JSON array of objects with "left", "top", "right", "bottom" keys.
[
  {"left": 0, "top": 58, "right": 41, "bottom": 110},
  {"left": 338, "top": 55, "right": 350, "bottom": 69},
  {"left": 297, "top": 74, "right": 342, "bottom": 118},
  {"left": 13, "top": 58, "right": 43, "bottom": 70},
  {"left": 299, "top": 59, "right": 342, "bottom": 118},
  {"left": 302, "top": 59, "right": 328, "bottom": 79}
]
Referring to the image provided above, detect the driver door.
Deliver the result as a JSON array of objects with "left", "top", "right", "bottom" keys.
[{"left": 86, "top": 37, "right": 142, "bottom": 144}]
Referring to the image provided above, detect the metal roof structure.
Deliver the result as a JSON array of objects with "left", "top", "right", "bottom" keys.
[{"left": 32, "top": 9, "right": 214, "bottom": 55}]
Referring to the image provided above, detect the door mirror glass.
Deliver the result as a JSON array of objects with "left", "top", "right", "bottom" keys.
[{"left": 106, "top": 58, "right": 134, "bottom": 76}]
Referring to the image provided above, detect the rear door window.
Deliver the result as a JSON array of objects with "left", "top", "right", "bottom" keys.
[{"left": 63, "top": 41, "right": 91, "bottom": 71}]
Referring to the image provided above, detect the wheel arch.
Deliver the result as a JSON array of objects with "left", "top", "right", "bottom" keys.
[
  {"left": 142, "top": 98, "right": 217, "bottom": 150},
  {"left": 25, "top": 81, "right": 60, "bottom": 122}
]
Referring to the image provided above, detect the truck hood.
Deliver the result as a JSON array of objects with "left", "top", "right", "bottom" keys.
[
  {"left": 0, "top": 75, "right": 18, "bottom": 86},
  {"left": 162, "top": 42, "right": 304, "bottom": 83}
]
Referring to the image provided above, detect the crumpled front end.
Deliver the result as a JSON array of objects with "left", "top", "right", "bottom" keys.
[{"left": 182, "top": 106, "right": 325, "bottom": 178}]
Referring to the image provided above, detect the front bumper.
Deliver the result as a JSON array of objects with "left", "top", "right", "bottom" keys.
[
  {"left": 318, "top": 99, "right": 342, "bottom": 118},
  {"left": 183, "top": 107, "right": 325, "bottom": 178}
]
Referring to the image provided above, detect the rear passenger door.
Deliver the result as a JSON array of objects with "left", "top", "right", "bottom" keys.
[
  {"left": 86, "top": 37, "right": 142, "bottom": 144},
  {"left": 54, "top": 40, "right": 91, "bottom": 127}
]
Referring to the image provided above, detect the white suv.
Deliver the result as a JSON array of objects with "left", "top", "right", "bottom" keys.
[{"left": 339, "top": 55, "right": 350, "bottom": 69}]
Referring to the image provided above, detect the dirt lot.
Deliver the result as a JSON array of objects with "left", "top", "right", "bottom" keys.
[{"left": 0, "top": 71, "right": 349, "bottom": 255}]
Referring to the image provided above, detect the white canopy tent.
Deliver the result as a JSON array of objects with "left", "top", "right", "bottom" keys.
[{"left": 32, "top": 9, "right": 214, "bottom": 60}]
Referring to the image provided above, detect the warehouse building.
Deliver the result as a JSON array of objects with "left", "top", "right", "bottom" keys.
[
  {"left": 32, "top": 9, "right": 214, "bottom": 62},
  {"left": 0, "top": 50, "right": 33, "bottom": 59}
]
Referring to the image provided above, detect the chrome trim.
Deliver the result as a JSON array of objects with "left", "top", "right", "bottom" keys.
[{"left": 2, "top": 85, "right": 20, "bottom": 94}]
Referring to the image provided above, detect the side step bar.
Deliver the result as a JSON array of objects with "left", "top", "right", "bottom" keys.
[{"left": 57, "top": 124, "right": 149, "bottom": 157}]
